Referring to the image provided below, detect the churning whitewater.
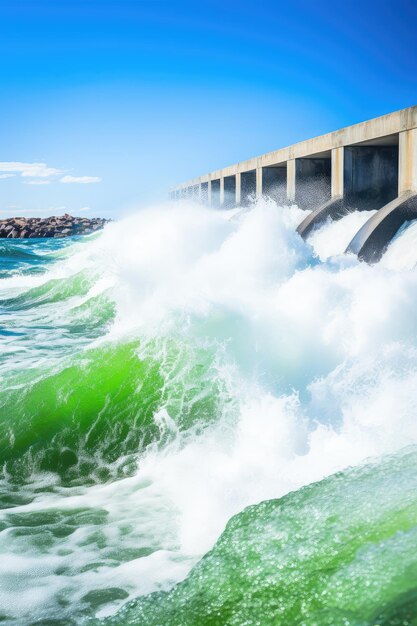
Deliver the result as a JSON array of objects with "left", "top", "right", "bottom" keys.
[{"left": 2, "top": 200, "right": 417, "bottom": 625}]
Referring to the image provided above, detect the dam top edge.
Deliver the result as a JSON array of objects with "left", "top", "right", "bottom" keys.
[{"left": 173, "top": 105, "right": 417, "bottom": 191}]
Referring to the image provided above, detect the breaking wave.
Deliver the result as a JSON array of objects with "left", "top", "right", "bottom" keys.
[{"left": 1, "top": 200, "right": 417, "bottom": 624}]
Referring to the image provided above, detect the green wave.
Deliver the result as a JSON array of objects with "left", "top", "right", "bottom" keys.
[
  {"left": 53, "top": 292, "right": 117, "bottom": 338},
  {"left": 0, "top": 337, "right": 231, "bottom": 490},
  {"left": 0, "top": 270, "right": 97, "bottom": 310},
  {"left": 104, "top": 447, "right": 417, "bottom": 626}
]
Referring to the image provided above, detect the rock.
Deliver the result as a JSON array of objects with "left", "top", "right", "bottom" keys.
[{"left": 0, "top": 214, "right": 110, "bottom": 238}]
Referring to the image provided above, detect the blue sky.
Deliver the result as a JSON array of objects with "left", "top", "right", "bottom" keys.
[{"left": 0, "top": 0, "right": 416, "bottom": 217}]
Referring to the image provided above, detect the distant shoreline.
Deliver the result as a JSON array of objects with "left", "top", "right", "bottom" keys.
[{"left": 0, "top": 213, "right": 109, "bottom": 239}]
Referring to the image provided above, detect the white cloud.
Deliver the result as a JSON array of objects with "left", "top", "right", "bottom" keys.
[
  {"left": 0, "top": 162, "right": 102, "bottom": 186},
  {"left": 0, "top": 162, "right": 63, "bottom": 178},
  {"left": 60, "top": 175, "right": 102, "bottom": 184},
  {"left": 79, "top": 206, "right": 91, "bottom": 212},
  {"left": 24, "top": 179, "right": 51, "bottom": 185}
]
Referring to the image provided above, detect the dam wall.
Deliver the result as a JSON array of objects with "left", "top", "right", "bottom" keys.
[{"left": 171, "top": 106, "right": 417, "bottom": 261}]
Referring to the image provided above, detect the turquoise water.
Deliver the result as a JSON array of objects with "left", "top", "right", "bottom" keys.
[{"left": 2, "top": 202, "right": 417, "bottom": 625}]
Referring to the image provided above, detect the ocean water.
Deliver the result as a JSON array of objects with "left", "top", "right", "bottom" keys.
[{"left": 1, "top": 200, "right": 417, "bottom": 625}]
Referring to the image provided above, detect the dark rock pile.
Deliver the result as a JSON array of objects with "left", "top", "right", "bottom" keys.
[{"left": 0, "top": 214, "right": 109, "bottom": 238}]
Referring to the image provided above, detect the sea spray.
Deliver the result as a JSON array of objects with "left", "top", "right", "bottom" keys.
[
  {"left": 1, "top": 200, "right": 417, "bottom": 623},
  {"left": 308, "top": 209, "right": 378, "bottom": 260}
]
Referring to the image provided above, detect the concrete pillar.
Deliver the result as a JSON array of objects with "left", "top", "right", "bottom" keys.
[
  {"left": 399, "top": 129, "right": 417, "bottom": 194},
  {"left": 198, "top": 183, "right": 202, "bottom": 202},
  {"left": 220, "top": 177, "right": 225, "bottom": 206},
  {"left": 256, "top": 167, "right": 263, "bottom": 199},
  {"left": 331, "top": 147, "right": 344, "bottom": 198},
  {"left": 208, "top": 180, "right": 212, "bottom": 206},
  {"left": 287, "top": 159, "right": 296, "bottom": 201},
  {"left": 236, "top": 172, "right": 241, "bottom": 205}
]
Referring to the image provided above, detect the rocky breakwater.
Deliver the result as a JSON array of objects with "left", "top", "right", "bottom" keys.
[{"left": 0, "top": 214, "right": 109, "bottom": 238}]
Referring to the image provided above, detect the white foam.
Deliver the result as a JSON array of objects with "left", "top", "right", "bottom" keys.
[
  {"left": 381, "top": 219, "right": 417, "bottom": 270},
  {"left": 4, "top": 198, "right": 417, "bottom": 621},
  {"left": 308, "top": 209, "right": 377, "bottom": 260}
]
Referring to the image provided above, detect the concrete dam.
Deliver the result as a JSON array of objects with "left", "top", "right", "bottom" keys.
[{"left": 171, "top": 106, "right": 417, "bottom": 262}]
